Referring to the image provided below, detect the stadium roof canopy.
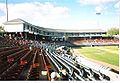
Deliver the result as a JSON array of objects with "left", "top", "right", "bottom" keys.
[{"left": 3, "top": 18, "right": 105, "bottom": 33}]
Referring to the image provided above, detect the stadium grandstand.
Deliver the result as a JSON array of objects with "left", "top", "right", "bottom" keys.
[
  {"left": 3, "top": 18, "right": 119, "bottom": 47},
  {"left": 0, "top": 18, "right": 119, "bottom": 81}
]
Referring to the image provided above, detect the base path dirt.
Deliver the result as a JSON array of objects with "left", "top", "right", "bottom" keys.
[{"left": 73, "top": 49, "right": 119, "bottom": 71}]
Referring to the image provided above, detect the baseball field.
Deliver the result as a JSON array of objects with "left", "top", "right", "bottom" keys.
[{"left": 77, "top": 46, "right": 119, "bottom": 66}]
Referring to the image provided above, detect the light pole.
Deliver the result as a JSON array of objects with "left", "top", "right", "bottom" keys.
[
  {"left": 5, "top": 0, "right": 8, "bottom": 21},
  {"left": 96, "top": 12, "right": 101, "bottom": 28}
]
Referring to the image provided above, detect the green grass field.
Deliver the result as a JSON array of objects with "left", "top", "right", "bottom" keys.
[{"left": 77, "top": 46, "right": 119, "bottom": 66}]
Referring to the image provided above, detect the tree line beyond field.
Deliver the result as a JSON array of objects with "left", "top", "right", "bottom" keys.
[{"left": 107, "top": 28, "right": 119, "bottom": 35}]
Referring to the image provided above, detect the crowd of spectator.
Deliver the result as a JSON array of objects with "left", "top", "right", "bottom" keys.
[{"left": 72, "top": 39, "right": 119, "bottom": 46}]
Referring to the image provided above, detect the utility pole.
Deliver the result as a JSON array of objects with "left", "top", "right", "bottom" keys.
[{"left": 6, "top": 0, "right": 8, "bottom": 21}]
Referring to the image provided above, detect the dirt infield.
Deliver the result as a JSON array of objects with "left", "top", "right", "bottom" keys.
[{"left": 73, "top": 49, "right": 119, "bottom": 71}]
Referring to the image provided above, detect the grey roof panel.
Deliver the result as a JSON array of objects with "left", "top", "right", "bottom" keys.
[
  {"left": 3, "top": 18, "right": 28, "bottom": 24},
  {"left": 3, "top": 18, "right": 106, "bottom": 33}
]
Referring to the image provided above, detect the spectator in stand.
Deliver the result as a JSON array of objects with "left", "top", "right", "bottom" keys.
[
  {"left": 59, "top": 69, "right": 69, "bottom": 80},
  {"left": 50, "top": 71, "right": 61, "bottom": 81},
  {"left": 29, "top": 46, "right": 32, "bottom": 50},
  {"left": 79, "top": 66, "right": 90, "bottom": 79}
]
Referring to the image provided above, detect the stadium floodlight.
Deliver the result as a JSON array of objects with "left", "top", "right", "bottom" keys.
[
  {"left": 5, "top": 0, "right": 8, "bottom": 21},
  {"left": 96, "top": 12, "right": 101, "bottom": 15},
  {"left": 96, "top": 12, "right": 101, "bottom": 28}
]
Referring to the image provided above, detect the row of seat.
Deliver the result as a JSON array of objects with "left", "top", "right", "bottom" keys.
[
  {"left": 73, "top": 39, "right": 119, "bottom": 44},
  {"left": 40, "top": 50, "right": 51, "bottom": 80},
  {"left": 0, "top": 64, "right": 25, "bottom": 80},
  {"left": 27, "top": 49, "right": 51, "bottom": 80},
  {"left": 25, "top": 50, "right": 40, "bottom": 80},
  {"left": 0, "top": 37, "right": 20, "bottom": 47},
  {"left": 0, "top": 47, "right": 35, "bottom": 80},
  {"left": 0, "top": 44, "right": 53, "bottom": 80},
  {"left": 0, "top": 47, "right": 30, "bottom": 77},
  {"left": 0, "top": 46, "right": 29, "bottom": 62},
  {"left": 0, "top": 36, "right": 72, "bottom": 81},
  {"left": 0, "top": 46, "right": 24, "bottom": 53}
]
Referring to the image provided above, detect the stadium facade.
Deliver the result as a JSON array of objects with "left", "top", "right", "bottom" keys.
[{"left": 3, "top": 18, "right": 106, "bottom": 41}]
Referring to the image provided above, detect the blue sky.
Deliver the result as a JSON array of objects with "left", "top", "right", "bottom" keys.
[{"left": 0, "top": 0, "right": 119, "bottom": 31}]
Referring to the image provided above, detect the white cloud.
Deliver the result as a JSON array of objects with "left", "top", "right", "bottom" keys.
[
  {"left": 78, "top": 0, "right": 118, "bottom": 14},
  {"left": 79, "top": 0, "right": 118, "bottom": 5},
  {"left": 68, "top": 20, "right": 98, "bottom": 29},
  {"left": 114, "top": 1, "right": 120, "bottom": 9},
  {"left": 0, "top": 2, "right": 70, "bottom": 28},
  {"left": 95, "top": 6, "right": 104, "bottom": 13}
]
